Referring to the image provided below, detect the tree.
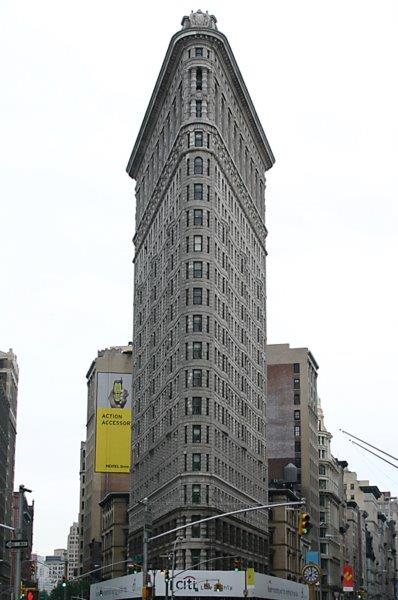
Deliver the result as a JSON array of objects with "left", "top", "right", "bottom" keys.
[{"left": 49, "top": 580, "right": 90, "bottom": 600}]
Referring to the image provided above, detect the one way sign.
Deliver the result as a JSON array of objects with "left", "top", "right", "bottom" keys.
[{"left": 5, "top": 540, "right": 28, "bottom": 549}]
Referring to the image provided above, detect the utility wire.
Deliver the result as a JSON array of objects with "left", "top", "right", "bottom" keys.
[
  {"left": 340, "top": 429, "right": 398, "bottom": 462},
  {"left": 349, "top": 440, "right": 398, "bottom": 470}
]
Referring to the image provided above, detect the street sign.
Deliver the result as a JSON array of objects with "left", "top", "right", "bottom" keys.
[
  {"left": 5, "top": 539, "right": 28, "bottom": 549},
  {"left": 131, "top": 554, "right": 143, "bottom": 563}
]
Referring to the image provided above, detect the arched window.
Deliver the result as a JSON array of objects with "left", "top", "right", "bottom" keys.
[{"left": 194, "top": 157, "right": 203, "bottom": 175}]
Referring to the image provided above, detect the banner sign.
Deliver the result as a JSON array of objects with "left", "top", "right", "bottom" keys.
[
  {"left": 95, "top": 372, "right": 132, "bottom": 473},
  {"left": 90, "top": 571, "right": 308, "bottom": 600},
  {"left": 342, "top": 565, "right": 354, "bottom": 591}
]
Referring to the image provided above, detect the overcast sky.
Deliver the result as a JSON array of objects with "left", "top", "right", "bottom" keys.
[{"left": 1, "top": 0, "right": 397, "bottom": 555}]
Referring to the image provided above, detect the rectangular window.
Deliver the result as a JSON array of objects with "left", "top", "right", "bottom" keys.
[
  {"left": 192, "top": 397, "right": 202, "bottom": 415},
  {"left": 191, "top": 518, "right": 201, "bottom": 538},
  {"left": 194, "top": 184, "right": 203, "bottom": 200},
  {"left": 194, "top": 157, "right": 203, "bottom": 174},
  {"left": 192, "top": 484, "right": 201, "bottom": 503},
  {"left": 293, "top": 363, "right": 300, "bottom": 373},
  {"left": 294, "top": 425, "right": 301, "bottom": 437},
  {"left": 295, "top": 441, "right": 301, "bottom": 453},
  {"left": 192, "top": 425, "right": 202, "bottom": 443},
  {"left": 194, "top": 235, "right": 203, "bottom": 251},
  {"left": 193, "top": 314, "right": 202, "bottom": 332},
  {"left": 194, "top": 131, "right": 203, "bottom": 147},
  {"left": 196, "top": 100, "right": 202, "bottom": 118},
  {"left": 192, "top": 369, "right": 202, "bottom": 387},
  {"left": 294, "top": 393, "right": 300, "bottom": 405},
  {"left": 194, "top": 209, "right": 203, "bottom": 225},
  {"left": 193, "top": 342, "right": 202, "bottom": 359},
  {"left": 192, "top": 453, "right": 201, "bottom": 472},
  {"left": 293, "top": 378, "right": 300, "bottom": 389},
  {"left": 196, "top": 68, "right": 202, "bottom": 91},
  {"left": 195, "top": 47, "right": 203, "bottom": 57},
  {"left": 193, "top": 261, "right": 203, "bottom": 278},
  {"left": 294, "top": 410, "right": 300, "bottom": 420},
  {"left": 193, "top": 288, "right": 203, "bottom": 305}
]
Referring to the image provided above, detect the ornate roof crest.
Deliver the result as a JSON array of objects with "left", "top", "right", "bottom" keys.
[{"left": 181, "top": 9, "right": 218, "bottom": 30}]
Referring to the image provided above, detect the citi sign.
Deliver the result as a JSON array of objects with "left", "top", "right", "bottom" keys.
[{"left": 174, "top": 577, "right": 232, "bottom": 592}]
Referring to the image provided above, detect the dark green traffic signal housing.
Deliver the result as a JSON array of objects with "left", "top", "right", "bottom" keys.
[{"left": 233, "top": 560, "right": 241, "bottom": 572}]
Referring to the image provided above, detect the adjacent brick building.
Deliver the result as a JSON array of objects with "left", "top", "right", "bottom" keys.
[{"left": 267, "top": 344, "right": 320, "bottom": 550}]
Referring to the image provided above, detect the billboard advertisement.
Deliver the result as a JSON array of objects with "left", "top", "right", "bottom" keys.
[
  {"left": 90, "top": 571, "right": 309, "bottom": 600},
  {"left": 95, "top": 372, "right": 132, "bottom": 473},
  {"left": 342, "top": 565, "right": 354, "bottom": 592}
]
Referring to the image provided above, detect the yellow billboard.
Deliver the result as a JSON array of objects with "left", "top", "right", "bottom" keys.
[{"left": 95, "top": 372, "right": 132, "bottom": 473}]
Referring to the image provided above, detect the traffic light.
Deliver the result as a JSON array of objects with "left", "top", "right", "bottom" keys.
[
  {"left": 214, "top": 582, "right": 224, "bottom": 592},
  {"left": 298, "top": 512, "right": 311, "bottom": 536},
  {"left": 233, "top": 559, "right": 241, "bottom": 572},
  {"left": 164, "top": 569, "right": 170, "bottom": 582},
  {"left": 357, "top": 588, "right": 366, "bottom": 599},
  {"left": 25, "top": 589, "right": 38, "bottom": 600},
  {"left": 61, "top": 576, "right": 67, "bottom": 588}
]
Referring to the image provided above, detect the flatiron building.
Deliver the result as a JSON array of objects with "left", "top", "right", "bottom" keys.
[{"left": 127, "top": 10, "right": 274, "bottom": 572}]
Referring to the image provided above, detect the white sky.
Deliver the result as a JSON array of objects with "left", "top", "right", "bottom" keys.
[{"left": 1, "top": 0, "right": 397, "bottom": 555}]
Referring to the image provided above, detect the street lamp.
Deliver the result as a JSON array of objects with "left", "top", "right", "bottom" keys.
[{"left": 170, "top": 537, "right": 184, "bottom": 600}]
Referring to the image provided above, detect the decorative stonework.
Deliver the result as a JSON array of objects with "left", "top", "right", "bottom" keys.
[
  {"left": 181, "top": 10, "right": 218, "bottom": 30},
  {"left": 211, "top": 130, "right": 268, "bottom": 246},
  {"left": 134, "top": 126, "right": 267, "bottom": 255}
]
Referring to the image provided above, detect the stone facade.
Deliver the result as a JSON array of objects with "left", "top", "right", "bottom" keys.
[
  {"left": 67, "top": 522, "right": 79, "bottom": 579},
  {"left": 317, "top": 405, "right": 347, "bottom": 599},
  {"left": 100, "top": 492, "right": 129, "bottom": 580},
  {"left": 268, "top": 484, "right": 305, "bottom": 582},
  {"left": 343, "top": 471, "right": 398, "bottom": 599},
  {"left": 127, "top": 11, "right": 274, "bottom": 571}
]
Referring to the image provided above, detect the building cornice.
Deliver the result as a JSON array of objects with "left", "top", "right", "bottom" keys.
[{"left": 126, "top": 27, "right": 274, "bottom": 178}]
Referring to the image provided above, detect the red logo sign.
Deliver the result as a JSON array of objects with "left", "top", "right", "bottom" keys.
[{"left": 342, "top": 566, "right": 354, "bottom": 591}]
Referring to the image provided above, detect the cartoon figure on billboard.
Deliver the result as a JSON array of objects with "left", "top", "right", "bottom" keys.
[{"left": 108, "top": 378, "right": 129, "bottom": 408}]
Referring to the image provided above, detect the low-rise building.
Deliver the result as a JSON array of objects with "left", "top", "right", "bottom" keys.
[
  {"left": 99, "top": 492, "right": 129, "bottom": 579},
  {"left": 36, "top": 550, "right": 67, "bottom": 594},
  {"left": 268, "top": 481, "right": 305, "bottom": 582},
  {"left": 67, "top": 522, "right": 79, "bottom": 579}
]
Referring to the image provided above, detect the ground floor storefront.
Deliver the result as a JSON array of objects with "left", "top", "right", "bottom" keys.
[{"left": 90, "top": 570, "right": 308, "bottom": 600}]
